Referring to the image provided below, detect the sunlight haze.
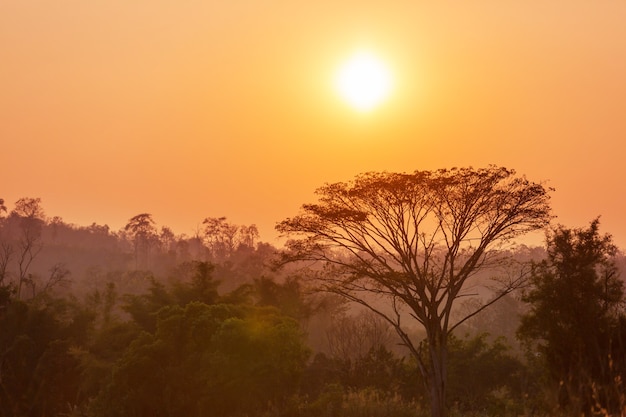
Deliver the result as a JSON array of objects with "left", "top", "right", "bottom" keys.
[{"left": 2, "top": 1, "right": 626, "bottom": 246}]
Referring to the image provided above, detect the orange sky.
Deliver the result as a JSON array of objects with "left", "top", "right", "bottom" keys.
[{"left": 2, "top": 1, "right": 626, "bottom": 246}]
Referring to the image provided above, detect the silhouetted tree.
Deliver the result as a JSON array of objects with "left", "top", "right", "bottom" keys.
[
  {"left": 159, "top": 226, "right": 176, "bottom": 254},
  {"left": 202, "top": 217, "right": 260, "bottom": 262},
  {"left": 518, "top": 219, "right": 625, "bottom": 415},
  {"left": 124, "top": 213, "right": 157, "bottom": 269},
  {"left": 203, "top": 216, "right": 238, "bottom": 261},
  {"left": 0, "top": 240, "right": 12, "bottom": 292},
  {"left": 277, "top": 166, "right": 552, "bottom": 417},
  {"left": 38, "top": 263, "right": 71, "bottom": 296},
  {"left": 239, "top": 224, "right": 259, "bottom": 248},
  {"left": 326, "top": 310, "right": 392, "bottom": 363},
  {"left": 0, "top": 198, "right": 7, "bottom": 289},
  {"left": 12, "top": 197, "right": 45, "bottom": 219},
  {"left": 10, "top": 198, "right": 46, "bottom": 299}
]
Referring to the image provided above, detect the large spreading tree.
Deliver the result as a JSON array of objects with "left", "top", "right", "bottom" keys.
[{"left": 276, "top": 166, "right": 552, "bottom": 417}]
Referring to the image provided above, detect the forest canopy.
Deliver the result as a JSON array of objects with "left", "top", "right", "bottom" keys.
[{"left": 1, "top": 169, "right": 625, "bottom": 417}]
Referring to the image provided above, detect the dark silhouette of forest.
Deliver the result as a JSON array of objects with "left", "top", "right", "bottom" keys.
[{"left": 1, "top": 182, "right": 626, "bottom": 417}]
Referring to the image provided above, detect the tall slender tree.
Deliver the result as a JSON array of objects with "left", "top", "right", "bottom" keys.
[
  {"left": 124, "top": 213, "right": 157, "bottom": 269},
  {"left": 11, "top": 198, "right": 46, "bottom": 299},
  {"left": 0, "top": 198, "right": 11, "bottom": 291}
]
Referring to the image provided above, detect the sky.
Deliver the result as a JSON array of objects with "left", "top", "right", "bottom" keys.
[{"left": 2, "top": 1, "right": 626, "bottom": 247}]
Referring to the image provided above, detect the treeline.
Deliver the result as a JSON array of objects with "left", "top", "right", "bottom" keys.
[
  {"left": 1, "top": 197, "right": 626, "bottom": 416},
  {"left": 0, "top": 198, "right": 276, "bottom": 299}
]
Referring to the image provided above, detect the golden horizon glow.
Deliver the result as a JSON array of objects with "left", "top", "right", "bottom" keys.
[
  {"left": 334, "top": 50, "right": 393, "bottom": 112},
  {"left": 2, "top": 2, "right": 626, "bottom": 246}
]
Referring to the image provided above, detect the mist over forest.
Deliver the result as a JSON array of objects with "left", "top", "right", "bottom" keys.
[
  {"left": 3, "top": 0, "right": 625, "bottom": 415},
  {"left": 2, "top": 179, "right": 626, "bottom": 417}
]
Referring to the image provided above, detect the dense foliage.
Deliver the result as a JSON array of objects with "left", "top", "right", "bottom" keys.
[
  {"left": 518, "top": 219, "right": 626, "bottom": 415},
  {"left": 1, "top": 195, "right": 625, "bottom": 417},
  {"left": 91, "top": 303, "right": 309, "bottom": 417}
]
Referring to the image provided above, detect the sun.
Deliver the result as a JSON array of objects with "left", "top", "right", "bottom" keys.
[{"left": 334, "top": 50, "right": 393, "bottom": 112}]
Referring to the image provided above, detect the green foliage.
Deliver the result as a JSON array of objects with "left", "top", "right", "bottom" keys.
[
  {"left": 253, "top": 275, "right": 312, "bottom": 320},
  {"left": 122, "top": 262, "right": 220, "bottom": 332},
  {"left": 301, "top": 344, "right": 419, "bottom": 404},
  {"left": 4, "top": 195, "right": 599, "bottom": 417},
  {"left": 76, "top": 320, "right": 141, "bottom": 401},
  {"left": 122, "top": 276, "right": 173, "bottom": 332},
  {"left": 91, "top": 302, "right": 310, "bottom": 417},
  {"left": 0, "top": 298, "right": 95, "bottom": 417},
  {"left": 171, "top": 261, "right": 221, "bottom": 305},
  {"left": 518, "top": 219, "right": 626, "bottom": 415},
  {"left": 447, "top": 334, "right": 524, "bottom": 415}
]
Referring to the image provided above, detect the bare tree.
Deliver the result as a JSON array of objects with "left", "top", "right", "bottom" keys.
[
  {"left": 276, "top": 166, "right": 552, "bottom": 417},
  {"left": 326, "top": 310, "right": 392, "bottom": 362},
  {"left": 0, "top": 198, "right": 11, "bottom": 287},
  {"left": 11, "top": 198, "right": 46, "bottom": 299},
  {"left": 29, "top": 263, "right": 72, "bottom": 298},
  {"left": 0, "top": 243, "right": 12, "bottom": 288},
  {"left": 159, "top": 226, "right": 177, "bottom": 254}
]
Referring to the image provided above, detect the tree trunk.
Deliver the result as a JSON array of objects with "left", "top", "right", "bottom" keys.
[
  {"left": 427, "top": 329, "right": 448, "bottom": 417},
  {"left": 430, "top": 385, "right": 446, "bottom": 417}
]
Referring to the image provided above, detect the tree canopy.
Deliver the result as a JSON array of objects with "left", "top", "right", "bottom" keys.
[
  {"left": 518, "top": 219, "right": 625, "bottom": 415},
  {"left": 277, "top": 166, "right": 553, "bottom": 417},
  {"left": 91, "top": 302, "right": 310, "bottom": 417}
]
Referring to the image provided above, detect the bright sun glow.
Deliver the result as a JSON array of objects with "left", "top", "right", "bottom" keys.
[{"left": 334, "top": 50, "right": 393, "bottom": 112}]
